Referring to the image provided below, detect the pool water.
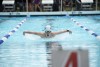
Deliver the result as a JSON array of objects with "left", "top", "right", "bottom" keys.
[{"left": 0, "top": 15, "right": 100, "bottom": 67}]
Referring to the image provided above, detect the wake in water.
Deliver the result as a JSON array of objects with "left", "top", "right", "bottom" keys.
[{"left": 24, "top": 33, "right": 70, "bottom": 42}]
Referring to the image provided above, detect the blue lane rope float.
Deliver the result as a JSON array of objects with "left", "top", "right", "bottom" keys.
[
  {"left": 66, "top": 14, "right": 100, "bottom": 40},
  {"left": 0, "top": 18, "right": 27, "bottom": 45}
]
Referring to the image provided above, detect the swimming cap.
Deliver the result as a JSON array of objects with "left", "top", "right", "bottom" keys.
[{"left": 45, "top": 25, "right": 51, "bottom": 31}]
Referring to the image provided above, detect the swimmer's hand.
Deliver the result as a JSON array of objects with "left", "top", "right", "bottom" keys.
[{"left": 67, "top": 30, "right": 72, "bottom": 34}]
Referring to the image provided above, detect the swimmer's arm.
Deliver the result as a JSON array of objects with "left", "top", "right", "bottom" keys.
[
  {"left": 53, "top": 30, "right": 72, "bottom": 35},
  {"left": 23, "top": 31, "right": 43, "bottom": 35}
]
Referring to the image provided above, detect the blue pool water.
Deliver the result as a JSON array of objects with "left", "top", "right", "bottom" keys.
[{"left": 0, "top": 15, "right": 100, "bottom": 67}]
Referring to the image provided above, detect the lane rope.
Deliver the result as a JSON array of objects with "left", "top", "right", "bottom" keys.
[
  {"left": 0, "top": 18, "right": 27, "bottom": 45},
  {"left": 66, "top": 14, "right": 100, "bottom": 40}
]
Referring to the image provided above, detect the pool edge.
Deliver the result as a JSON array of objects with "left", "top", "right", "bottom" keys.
[{"left": 0, "top": 11, "right": 100, "bottom": 17}]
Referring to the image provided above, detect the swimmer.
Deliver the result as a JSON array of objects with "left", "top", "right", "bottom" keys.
[{"left": 23, "top": 25, "right": 72, "bottom": 38}]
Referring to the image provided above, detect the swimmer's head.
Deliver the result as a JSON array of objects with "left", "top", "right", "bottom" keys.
[{"left": 45, "top": 25, "right": 51, "bottom": 32}]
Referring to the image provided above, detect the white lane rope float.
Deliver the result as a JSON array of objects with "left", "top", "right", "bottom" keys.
[
  {"left": 0, "top": 18, "right": 27, "bottom": 45},
  {"left": 66, "top": 14, "right": 100, "bottom": 40}
]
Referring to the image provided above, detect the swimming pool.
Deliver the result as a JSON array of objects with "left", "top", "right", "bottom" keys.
[{"left": 0, "top": 15, "right": 100, "bottom": 67}]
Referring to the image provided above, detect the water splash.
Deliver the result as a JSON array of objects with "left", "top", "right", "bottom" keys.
[{"left": 24, "top": 33, "right": 70, "bottom": 42}]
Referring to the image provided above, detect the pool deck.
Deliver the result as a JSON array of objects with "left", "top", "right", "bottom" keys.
[{"left": 0, "top": 11, "right": 100, "bottom": 16}]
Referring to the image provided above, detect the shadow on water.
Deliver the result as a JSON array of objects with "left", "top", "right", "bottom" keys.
[
  {"left": 45, "top": 42, "right": 52, "bottom": 53},
  {"left": 0, "top": 18, "right": 10, "bottom": 23},
  {"left": 45, "top": 41, "right": 61, "bottom": 54},
  {"left": 93, "top": 18, "right": 100, "bottom": 22},
  {"left": 95, "top": 19, "right": 100, "bottom": 22},
  {"left": 45, "top": 41, "right": 62, "bottom": 66}
]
